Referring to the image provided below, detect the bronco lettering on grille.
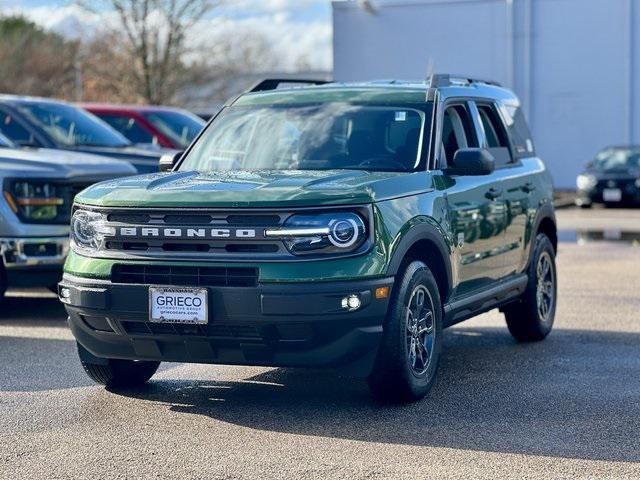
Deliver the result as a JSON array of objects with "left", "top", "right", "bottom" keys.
[{"left": 117, "top": 227, "right": 258, "bottom": 239}]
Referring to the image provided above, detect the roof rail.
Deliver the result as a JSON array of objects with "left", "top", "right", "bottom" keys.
[
  {"left": 428, "top": 74, "right": 502, "bottom": 88},
  {"left": 248, "top": 78, "right": 331, "bottom": 93}
]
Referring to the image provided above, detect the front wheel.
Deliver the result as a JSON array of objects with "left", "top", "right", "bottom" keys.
[
  {"left": 78, "top": 343, "right": 160, "bottom": 389},
  {"left": 368, "top": 261, "right": 442, "bottom": 403},
  {"left": 504, "top": 233, "right": 557, "bottom": 342}
]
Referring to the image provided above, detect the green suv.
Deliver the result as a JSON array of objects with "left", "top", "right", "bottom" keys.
[{"left": 59, "top": 75, "right": 557, "bottom": 402}]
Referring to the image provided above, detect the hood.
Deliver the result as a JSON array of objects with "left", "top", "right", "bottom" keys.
[
  {"left": 75, "top": 169, "right": 434, "bottom": 208},
  {"left": 0, "top": 147, "right": 137, "bottom": 179},
  {"left": 73, "top": 145, "right": 176, "bottom": 159},
  {"left": 70, "top": 146, "right": 178, "bottom": 174}
]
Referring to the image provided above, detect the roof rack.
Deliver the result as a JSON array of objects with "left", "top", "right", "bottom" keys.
[
  {"left": 428, "top": 74, "right": 502, "bottom": 88},
  {"left": 248, "top": 78, "right": 331, "bottom": 93}
]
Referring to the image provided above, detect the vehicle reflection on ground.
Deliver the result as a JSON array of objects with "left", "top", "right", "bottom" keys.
[{"left": 559, "top": 229, "right": 640, "bottom": 245}]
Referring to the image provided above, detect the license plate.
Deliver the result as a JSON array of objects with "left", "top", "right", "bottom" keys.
[
  {"left": 149, "top": 287, "right": 208, "bottom": 324},
  {"left": 603, "top": 188, "right": 622, "bottom": 202}
]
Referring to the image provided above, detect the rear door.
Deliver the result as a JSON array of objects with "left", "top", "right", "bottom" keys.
[{"left": 438, "top": 101, "right": 509, "bottom": 296}]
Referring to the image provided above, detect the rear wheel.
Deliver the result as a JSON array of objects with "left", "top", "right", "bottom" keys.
[
  {"left": 504, "top": 233, "right": 557, "bottom": 341},
  {"left": 368, "top": 261, "right": 442, "bottom": 403},
  {"left": 78, "top": 343, "right": 160, "bottom": 389}
]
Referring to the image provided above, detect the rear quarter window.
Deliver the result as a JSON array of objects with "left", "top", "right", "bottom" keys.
[{"left": 498, "top": 103, "right": 535, "bottom": 158}]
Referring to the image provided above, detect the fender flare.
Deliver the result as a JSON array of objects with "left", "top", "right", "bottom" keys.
[
  {"left": 386, "top": 222, "right": 453, "bottom": 300},
  {"left": 526, "top": 202, "right": 557, "bottom": 268}
]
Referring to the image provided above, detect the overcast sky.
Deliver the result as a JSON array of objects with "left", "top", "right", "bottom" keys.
[{"left": 0, "top": 0, "right": 334, "bottom": 71}]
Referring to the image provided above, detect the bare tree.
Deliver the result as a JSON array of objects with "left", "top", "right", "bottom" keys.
[{"left": 83, "top": 0, "right": 221, "bottom": 104}]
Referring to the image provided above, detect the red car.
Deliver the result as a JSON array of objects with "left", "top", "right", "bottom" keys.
[{"left": 80, "top": 104, "right": 205, "bottom": 150}]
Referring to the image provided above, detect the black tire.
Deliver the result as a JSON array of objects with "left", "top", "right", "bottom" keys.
[
  {"left": 0, "top": 264, "right": 6, "bottom": 305},
  {"left": 368, "top": 261, "right": 442, "bottom": 403},
  {"left": 504, "top": 233, "right": 557, "bottom": 342},
  {"left": 78, "top": 343, "right": 160, "bottom": 389},
  {"left": 579, "top": 203, "right": 592, "bottom": 209}
]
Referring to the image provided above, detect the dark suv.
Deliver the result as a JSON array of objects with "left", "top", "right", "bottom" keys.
[{"left": 59, "top": 75, "right": 558, "bottom": 402}]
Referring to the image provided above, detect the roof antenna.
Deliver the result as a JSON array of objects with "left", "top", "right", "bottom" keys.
[
  {"left": 425, "top": 57, "right": 435, "bottom": 81},
  {"left": 358, "top": 0, "right": 377, "bottom": 14}
]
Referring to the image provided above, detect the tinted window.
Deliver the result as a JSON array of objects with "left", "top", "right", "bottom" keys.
[
  {"left": 0, "top": 111, "right": 38, "bottom": 146},
  {"left": 441, "top": 104, "right": 478, "bottom": 166},
  {"left": 14, "top": 101, "right": 130, "bottom": 148},
  {"left": 143, "top": 110, "right": 204, "bottom": 148},
  {"left": 100, "top": 114, "right": 155, "bottom": 144},
  {"left": 498, "top": 103, "right": 535, "bottom": 157},
  {"left": 477, "top": 104, "right": 512, "bottom": 166},
  {"left": 180, "top": 104, "right": 428, "bottom": 173}
]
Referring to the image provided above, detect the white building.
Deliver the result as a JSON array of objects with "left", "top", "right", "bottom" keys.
[{"left": 332, "top": 0, "right": 640, "bottom": 189}]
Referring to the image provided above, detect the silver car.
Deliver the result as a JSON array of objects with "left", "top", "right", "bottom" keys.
[{"left": 0, "top": 133, "right": 136, "bottom": 300}]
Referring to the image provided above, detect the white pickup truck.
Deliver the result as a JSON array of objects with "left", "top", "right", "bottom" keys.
[{"left": 0, "top": 133, "right": 136, "bottom": 301}]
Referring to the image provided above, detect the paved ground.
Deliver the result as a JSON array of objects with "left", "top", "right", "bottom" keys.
[{"left": 1, "top": 208, "right": 640, "bottom": 479}]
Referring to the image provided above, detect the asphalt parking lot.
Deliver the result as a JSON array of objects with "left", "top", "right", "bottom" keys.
[{"left": 1, "top": 208, "right": 640, "bottom": 479}]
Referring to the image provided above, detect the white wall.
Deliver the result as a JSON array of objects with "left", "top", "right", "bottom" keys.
[{"left": 333, "top": 0, "right": 640, "bottom": 189}]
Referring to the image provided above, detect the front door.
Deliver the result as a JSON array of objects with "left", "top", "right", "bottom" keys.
[{"left": 438, "top": 102, "right": 509, "bottom": 296}]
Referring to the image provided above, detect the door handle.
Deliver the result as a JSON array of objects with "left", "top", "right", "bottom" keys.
[
  {"left": 485, "top": 187, "right": 503, "bottom": 200},
  {"left": 522, "top": 182, "right": 537, "bottom": 194}
]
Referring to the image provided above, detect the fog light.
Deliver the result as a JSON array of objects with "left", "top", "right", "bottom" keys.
[
  {"left": 341, "top": 294, "right": 362, "bottom": 312},
  {"left": 60, "top": 287, "right": 71, "bottom": 302}
]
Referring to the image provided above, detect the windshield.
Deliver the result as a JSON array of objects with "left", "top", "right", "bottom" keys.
[
  {"left": 15, "top": 101, "right": 131, "bottom": 148},
  {"left": 594, "top": 148, "right": 640, "bottom": 170},
  {"left": 0, "top": 132, "right": 15, "bottom": 148},
  {"left": 143, "top": 110, "right": 205, "bottom": 148},
  {"left": 179, "top": 104, "right": 427, "bottom": 173}
]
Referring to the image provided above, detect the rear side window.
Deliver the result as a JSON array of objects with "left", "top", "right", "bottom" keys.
[
  {"left": 100, "top": 114, "right": 155, "bottom": 144},
  {"left": 476, "top": 104, "right": 513, "bottom": 167},
  {"left": 498, "top": 103, "right": 535, "bottom": 157}
]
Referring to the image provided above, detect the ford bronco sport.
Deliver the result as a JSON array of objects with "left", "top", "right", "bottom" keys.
[{"left": 59, "top": 75, "right": 557, "bottom": 402}]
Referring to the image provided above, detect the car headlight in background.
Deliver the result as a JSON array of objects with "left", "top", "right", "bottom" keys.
[
  {"left": 70, "top": 209, "right": 114, "bottom": 253},
  {"left": 3, "top": 181, "right": 66, "bottom": 222},
  {"left": 635, "top": 178, "right": 640, "bottom": 188},
  {"left": 265, "top": 212, "right": 368, "bottom": 255},
  {"left": 576, "top": 174, "right": 597, "bottom": 190}
]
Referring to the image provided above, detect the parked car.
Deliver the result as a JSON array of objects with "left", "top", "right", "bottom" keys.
[
  {"left": 81, "top": 104, "right": 205, "bottom": 150},
  {"left": 59, "top": 76, "right": 557, "bottom": 402},
  {"left": 0, "top": 132, "right": 136, "bottom": 302},
  {"left": 576, "top": 146, "right": 640, "bottom": 207},
  {"left": 0, "top": 95, "right": 169, "bottom": 173}
]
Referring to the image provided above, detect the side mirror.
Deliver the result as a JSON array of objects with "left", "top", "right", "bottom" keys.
[
  {"left": 448, "top": 148, "right": 495, "bottom": 176},
  {"left": 159, "top": 151, "right": 183, "bottom": 172}
]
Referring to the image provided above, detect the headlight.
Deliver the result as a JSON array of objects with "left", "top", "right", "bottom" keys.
[
  {"left": 635, "top": 178, "right": 640, "bottom": 188},
  {"left": 265, "top": 212, "right": 368, "bottom": 256},
  {"left": 576, "top": 174, "right": 597, "bottom": 190},
  {"left": 3, "top": 180, "right": 67, "bottom": 223},
  {"left": 70, "top": 209, "right": 114, "bottom": 253}
]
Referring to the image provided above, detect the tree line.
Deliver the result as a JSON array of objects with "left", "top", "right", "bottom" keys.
[{"left": 0, "top": 0, "right": 278, "bottom": 106}]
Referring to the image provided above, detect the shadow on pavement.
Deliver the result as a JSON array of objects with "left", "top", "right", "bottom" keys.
[
  {"left": 118, "top": 327, "right": 640, "bottom": 463},
  {"left": 0, "top": 293, "right": 67, "bottom": 324}
]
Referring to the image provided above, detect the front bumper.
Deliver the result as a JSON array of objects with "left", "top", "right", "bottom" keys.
[
  {"left": 0, "top": 237, "right": 69, "bottom": 287},
  {"left": 0, "top": 236, "right": 69, "bottom": 267},
  {"left": 59, "top": 274, "right": 394, "bottom": 377}
]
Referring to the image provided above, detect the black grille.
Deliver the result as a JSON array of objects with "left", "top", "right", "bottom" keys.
[
  {"left": 112, "top": 264, "right": 259, "bottom": 287},
  {"left": 120, "top": 321, "right": 261, "bottom": 339}
]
